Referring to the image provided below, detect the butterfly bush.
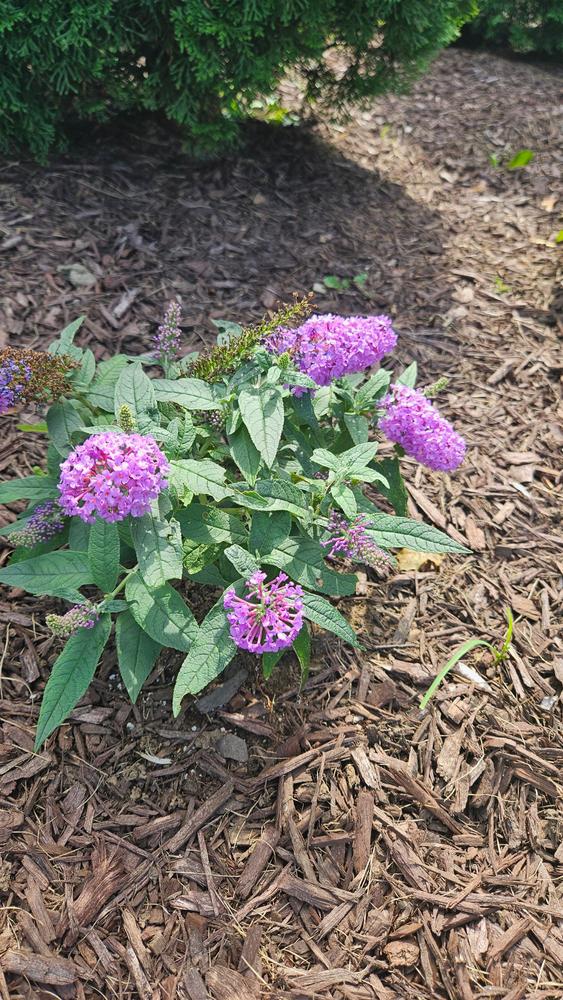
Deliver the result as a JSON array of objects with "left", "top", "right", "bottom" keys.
[
  {"left": 46, "top": 601, "right": 99, "bottom": 638},
  {"left": 154, "top": 300, "right": 182, "bottom": 363},
  {"left": 0, "top": 356, "right": 32, "bottom": 413},
  {"left": 9, "top": 500, "right": 65, "bottom": 547},
  {"left": 322, "top": 511, "right": 391, "bottom": 571},
  {"left": 380, "top": 383, "right": 466, "bottom": 472},
  {"left": 265, "top": 313, "right": 397, "bottom": 388},
  {"left": 224, "top": 572, "right": 304, "bottom": 653},
  {"left": 0, "top": 302, "right": 469, "bottom": 748},
  {"left": 58, "top": 432, "right": 169, "bottom": 523}
]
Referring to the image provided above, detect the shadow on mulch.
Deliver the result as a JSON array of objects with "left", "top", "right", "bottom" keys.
[{"left": 1, "top": 117, "right": 451, "bottom": 361}]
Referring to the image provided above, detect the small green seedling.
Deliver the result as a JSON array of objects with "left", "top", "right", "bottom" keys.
[
  {"left": 507, "top": 149, "right": 534, "bottom": 170},
  {"left": 493, "top": 276, "right": 511, "bottom": 295},
  {"left": 420, "top": 607, "right": 514, "bottom": 710},
  {"left": 322, "top": 273, "right": 369, "bottom": 292}
]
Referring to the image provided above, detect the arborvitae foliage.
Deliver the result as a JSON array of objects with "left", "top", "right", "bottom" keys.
[
  {"left": 1, "top": 1, "right": 476, "bottom": 160},
  {"left": 466, "top": 1, "right": 563, "bottom": 56}
]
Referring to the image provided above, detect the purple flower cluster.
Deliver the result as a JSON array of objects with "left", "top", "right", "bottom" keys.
[
  {"left": 10, "top": 500, "right": 65, "bottom": 548},
  {"left": 224, "top": 571, "right": 304, "bottom": 653},
  {"left": 322, "top": 511, "right": 391, "bottom": 570},
  {"left": 265, "top": 313, "right": 397, "bottom": 388},
  {"left": 46, "top": 601, "right": 99, "bottom": 638},
  {"left": 379, "top": 384, "right": 466, "bottom": 472},
  {"left": 0, "top": 357, "right": 32, "bottom": 414},
  {"left": 58, "top": 432, "right": 169, "bottom": 523},
  {"left": 154, "top": 300, "right": 182, "bottom": 361}
]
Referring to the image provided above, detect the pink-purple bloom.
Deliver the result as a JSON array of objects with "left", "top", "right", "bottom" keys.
[
  {"left": 0, "top": 357, "right": 32, "bottom": 414},
  {"left": 58, "top": 432, "right": 169, "bottom": 523},
  {"left": 379, "top": 384, "right": 466, "bottom": 472},
  {"left": 265, "top": 313, "right": 397, "bottom": 388},
  {"left": 224, "top": 571, "right": 304, "bottom": 653},
  {"left": 154, "top": 300, "right": 182, "bottom": 361},
  {"left": 10, "top": 500, "right": 65, "bottom": 548},
  {"left": 322, "top": 511, "right": 391, "bottom": 570},
  {"left": 46, "top": 601, "right": 99, "bottom": 638}
]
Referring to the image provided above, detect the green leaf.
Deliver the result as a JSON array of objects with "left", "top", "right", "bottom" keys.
[
  {"left": 301, "top": 592, "right": 360, "bottom": 647},
  {"left": 101, "top": 599, "right": 129, "bottom": 612},
  {"left": 176, "top": 504, "right": 248, "bottom": 546},
  {"left": 46, "top": 400, "right": 84, "bottom": 457},
  {"left": 116, "top": 611, "right": 161, "bottom": 703},
  {"left": 87, "top": 356, "right": 129, "bottom": 411},
  {"left": 354, "top": 370, "right": 390, "bottom": 411},
  {"left": 374, "top": 457, "right": 408, "bottom": 516},
  {"left": 238, "top": 387, "right": 284, "bottom": 468},
  {"left": 182, "top": 539, "right": 222, "bottom": 574},
  {"left": 88, "top": 520, "right": 120, "bottom": 592},
  {"left": 48, "top": 316, "right": 85, "bottom": 359},
  {"left": 188, "top": 564, "right": 230, "bottom": 588},
  {"left": 0, "top": 476, "right": 59, "bottom": 504},
  {"left": 343, "top": 413, "right": 369, "bottom": 444},
  {"left": 250, "top": 511, "right": 291, "bottom": 555},
  {"left": 35, "top": 615, "right": 111, "bottom": 748},
  {"left": 228, "top": 426, "right": 261, "bottom": 485},
  {"left": 507, "top": 149, "right": 534, "bottom": 170},
  {"left": 356, "top": 500, "right": 470, "bottom": 554},
  {"left": 223, "top": 544, "right": 259, "bottom": 578},
  {"left": 331, "top": 483, "right": 357, "bottom": 519},
  {"left": 154, "top": 378, "right": 217, "bottom": 410},
  {"left": 397, "top": 362, "right": 417, "bottom": 388},
  {"left": 130, "top": 514, "right": 183, "bottom": 588},
  {"left": 254, "top": 479, "right": 308, "bottom": 509},
  {"left": 293, "top": 624, "right": 311, "bottom": 687},
  {"left": 72, "top": 348, "right": 96, "bottom": 389},
  {"left": 555, "top": 230, "right": 563, "bottom": 245},
  {"left": 125, "top": 573, "right": 198, "bottom": 651},
  {"left": 17, "top": 421, "right": 48, "bottom": 433},
  {"left": 114, "top": 362, "right": 158, "bottom": 432},
  {"left": 173, "top": 596, "right": 237, "bottom": 713},
  {"left": 68, "top": 519, "right": 90, "bottom": 551},
  {"left": 419, "top": 638, "right": 493, "bottom": 710},
  {"left": 264, "top": 538, "right": 356, "bottom": 595},
  {"left": 338, "top": 442, "right": 379, "bottom": 474},
  {"left": 0, "top": 550, "right": 93, "bottom": 601},
  {"left": 169, "top": 459, "right": 231, "bottom": 501},
  {"left": 310, "top": 448, "right": 341, "bottom": 473},
  {"left": 262, "top": 649, "right": 284, "bottom": 679}
]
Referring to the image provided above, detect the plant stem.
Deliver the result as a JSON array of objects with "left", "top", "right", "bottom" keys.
[{"left": 104, "top": 565, "right": 138, "bottom": 601}]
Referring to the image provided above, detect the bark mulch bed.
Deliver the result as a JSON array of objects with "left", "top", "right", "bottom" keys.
[{"left": 0, "top": 48, "right": 562, "bottom": 1000}]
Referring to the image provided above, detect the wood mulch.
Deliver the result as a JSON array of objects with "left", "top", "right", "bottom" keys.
[{"left": 0, "top": 48, "right": 562, "bottom": 999}]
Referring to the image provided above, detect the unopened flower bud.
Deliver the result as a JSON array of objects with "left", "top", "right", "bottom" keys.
[{"left": 118, "top": 404, "right": 135, "bottom": 432}]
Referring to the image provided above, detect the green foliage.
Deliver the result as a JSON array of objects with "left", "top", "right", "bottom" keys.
[
  {"left": 0, "top": 1, "right": 476, "bottom": 160},
  {"left": 420, "top": 608, "right": 514, "bottom": 709},
  {"left": 0, "top": 301, "right": 471, "bottom": 743},
  {"left": 467, "top": 0, "right": 563, "bottom": 56}
]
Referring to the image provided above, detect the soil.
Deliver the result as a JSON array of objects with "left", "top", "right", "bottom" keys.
[{"left": 0, "top": 47, "right": 562, "bottom": 1000}]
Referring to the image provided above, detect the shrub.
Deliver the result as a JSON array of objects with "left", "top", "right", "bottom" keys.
[
  {"left": 465, "top": 0, "right": 563, "bottom": 56},
  {"left": 0, "top": 0, "right": 476, "bottom": 159},
  {"left": 0, "top": 301, "right": 469, "bottom": 747}
]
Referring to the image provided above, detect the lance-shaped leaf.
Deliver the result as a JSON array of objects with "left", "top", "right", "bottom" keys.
[
  {"left": 35, "top": 615, "right": 112, "bottom": 748},
  {"left": 130, "top": 514, "right": 183, "bottom": 587},
  {"left": 0, "top": 550, "right": 93, "bottom": 602},
  {"left": 125, "top": 573, "right": 198, "bottom": 651},
  {"left": 238, "top": 386, "right": 284, "bottom": 468},
  {"left": 88, "top": 519, "right": 120, "bottom": 592},
  {"left": 173, "top": 594, "right": 237, "bottom": 714},
  {"left": 116, "top": 610, "right": 162, "bottom": 703}
]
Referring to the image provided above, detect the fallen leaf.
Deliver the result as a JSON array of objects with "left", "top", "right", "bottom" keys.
[
  {"left": 540, "top": 194, "right": 557, "bottom": 212},
  {"left": 57, "top": 263, "right": 97, "bottom": 288},
  {"left": 396, "top": 549, "right": 444, "bottom": 572}
]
